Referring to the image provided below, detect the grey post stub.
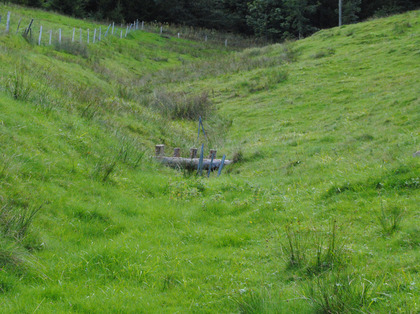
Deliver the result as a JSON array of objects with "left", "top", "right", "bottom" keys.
[
  {"left": 174, "top": 148, "right": 181, "bottom": 158},
  {"left": 190, "top": 148, "right": 197, "bottom": 159},
  {"left": 155, "top": 144, "right": 165, "bottom": 157}
]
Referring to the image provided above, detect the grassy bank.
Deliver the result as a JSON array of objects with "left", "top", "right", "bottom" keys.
[{"left": 0, "top": 4, "right": 419, "bottom": 312}]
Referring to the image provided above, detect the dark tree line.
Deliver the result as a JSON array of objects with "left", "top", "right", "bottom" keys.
[{"left": 5, "top": 0, "right": 418, "bottom": 40}]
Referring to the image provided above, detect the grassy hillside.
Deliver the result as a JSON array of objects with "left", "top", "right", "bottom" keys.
[{"left": 0, "top": 4, "right": 419, "bottom": 313}]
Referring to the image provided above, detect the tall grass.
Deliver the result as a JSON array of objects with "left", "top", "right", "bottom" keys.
[
  {"left": 303, "top": 270, "right": 377, "bottom": 313},
  {"left": 282, "top": 221, "right": 346, "bottom": 275}
]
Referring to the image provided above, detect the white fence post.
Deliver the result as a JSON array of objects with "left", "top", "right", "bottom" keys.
[
  {"left": 72, "top": 27, "right": 75, "bottom": 42},
  {"left": 49, "top": 30, "right": 52, "bottom": 45},
  {"left": 120, "top": 30, "right": 122, "bottom": 39},
  {"left": 79, "top": 28, "right": 82, "bottom": 43},
  {"left": 112, "top": 22, "right": 114, "bottom": 35},
  {"left": 177, "top": 33, "right": 180, "bottom": 38},
  {"left": 38, "top": 25, "right": 42, "bottom": 45},
  {"left": 87, "top": 29, "right": 90, "bottom": 43},
  {"left": 59, "top": 28, "right": 62, "bottom": 44},
  {"left": 141, "top": 21, "right": 144, "bottom": 30},
  {"left": 99, "top": 26, "right": 102, "bottom": 41},
  {"left": 93, "top": 28, "right": 96, "bottom": 43},
  {"left": 125, "top": 25, "right": 128, "bottom": 37},
  {"left": 160, "top": 26, "right": 163, "bottom": 34},
  {"left": 225, "top": 39, "right": 228, "bottom": 47},
  {"left": 6, "top": 11, "right": 11, "bottom": 33}
]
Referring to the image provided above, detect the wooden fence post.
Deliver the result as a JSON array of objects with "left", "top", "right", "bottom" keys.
[
  {"left": 6, "top": 11, "right": 11, "bottom": 33},
  {"left": 174, "top": 148, "right": 181, "bottom": 157},
  {"left": 16, "top": 18, "right": 21, "bottom": 34},
  {"left": 155, "top": 144, "right": 165, "bottom": 157},
  {"left": 38, "top": 25, "right": 42, "bottom": 45},
  {"left": 190, "top": 148, "right": 197, "bottom": 158}
]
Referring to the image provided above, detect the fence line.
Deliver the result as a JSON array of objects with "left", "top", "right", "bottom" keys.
[{"left": 0, "top": 10, "right": 268, "bottom": 49}]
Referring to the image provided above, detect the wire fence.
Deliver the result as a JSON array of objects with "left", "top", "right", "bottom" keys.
[{"left": 0, "top": 9, "right": 269, "bottom": 50}]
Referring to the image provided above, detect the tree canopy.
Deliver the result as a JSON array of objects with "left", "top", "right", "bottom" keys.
[{"left": 6, "top": 0, "right": 418, "bottom": 40}]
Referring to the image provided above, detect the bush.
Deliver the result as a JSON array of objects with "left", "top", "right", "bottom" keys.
[
  {"left": 281, "top": 221, "right": 346, "bottom": 275},
  {"left": 5, "top": 65, "right": 33, "bottom": 101},
  {"left": 54, "top": 39, "right": 89, "bottom": 58},
  {"left": 303, "top": 270, "right": 376, "bottom": 313},
  {"left": 149, "top": 89, "right": 213, "bottom": 120}
]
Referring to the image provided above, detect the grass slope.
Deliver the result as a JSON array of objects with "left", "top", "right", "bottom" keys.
[{"left": 0, "top": 4, "right": 419, "bottom": 312}]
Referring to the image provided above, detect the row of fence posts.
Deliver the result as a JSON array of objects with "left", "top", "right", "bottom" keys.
[{"left": 0, "top": 11, "right": 230, "bottom": 47}]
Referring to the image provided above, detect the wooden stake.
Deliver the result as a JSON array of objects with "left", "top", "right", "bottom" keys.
[
  {"left": 155, "top": 144, "right": 165, "bottom": 157},
  {"left": 190, "top": 148, "right": 197, "bottom": 159},
  {"left": 16, "top": 18, "right": 21, "bottom": 34},
  {"left": 173, "top": 148, "right": 181, "bottom": 157}
]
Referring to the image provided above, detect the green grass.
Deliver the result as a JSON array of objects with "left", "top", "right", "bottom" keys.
[{"left": 0, "top": 3, "right": 419, "bottom": 312}]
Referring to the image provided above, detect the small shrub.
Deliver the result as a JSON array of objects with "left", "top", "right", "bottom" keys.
[
  {"left": 311, "top": 47, "right": 335, "bottom": 59},
  {"left": 5, "top": 65, "right": 33, "bottom": 101},
  {"left": 236, "top": 290, "right": 265, "bottom": 314},
  {"left": 115, "top": 136, "right": 145, "bottom": 169},
  {"left": 376, "top": 203, "right": 404, "bottom": 235},
  {"left": 281, "top": 221, "right": 346, "bottom": 275},
  {"left": 149, "top": 89, "right": 213, "bottom": 120},
  {"left": 92, "top": 158, "right": 118, "bottom": 182},
  {"left": 303, "top": 270, "right": 376, "bottom": 313},
  {"left": 54, "top": 39, "right": 89, "bottom": 58},
  {"left": 0, "top": 203, "right": 41, "bottom": 240},
  {"left": 280, "top": 41, "right": 298, "bottom": 63},
  {"left": 0, "top": 201, "right": 41, "bottom": 270},
  {"left": 232, "top": 149, "right": 244, "bottom": 163}
]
